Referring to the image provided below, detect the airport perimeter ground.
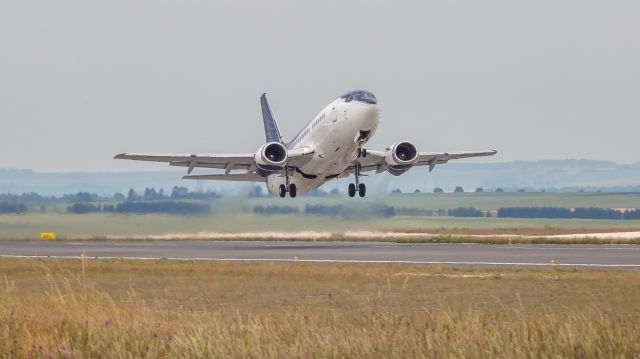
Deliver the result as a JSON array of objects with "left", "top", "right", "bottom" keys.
[
  {"left": 1, "top": 259, "right": 640, "bottom": 357},
  {"left": 2, "top": 192, "right": 640, "bottom": 357}
]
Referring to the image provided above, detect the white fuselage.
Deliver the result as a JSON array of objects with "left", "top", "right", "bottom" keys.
[{"left": 266, "top": 97, "right": 379, "bottom": 195}]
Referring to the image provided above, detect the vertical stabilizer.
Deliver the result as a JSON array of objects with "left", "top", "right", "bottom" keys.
[{"left": 260, "top": 93, "right": 283, "bottom": 144}]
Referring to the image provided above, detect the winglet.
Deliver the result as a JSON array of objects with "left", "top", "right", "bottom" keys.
[{"left": 260, "top": 93, "right": 283, "bottom": 144}]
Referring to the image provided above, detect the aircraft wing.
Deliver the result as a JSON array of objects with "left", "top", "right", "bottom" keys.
[
  {"left": 114, "top": 153, "right": 256, "bottom": 174},
  {"left": 114, "top": 147, "right": 314, "bottom": 175},
  {"left": 351, "top": 149, "right": 497, "bottom": 173}
]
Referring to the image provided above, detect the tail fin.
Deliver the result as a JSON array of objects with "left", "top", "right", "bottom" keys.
[{"left": 260, "top": 93, "right": 283, "bottom": 144}]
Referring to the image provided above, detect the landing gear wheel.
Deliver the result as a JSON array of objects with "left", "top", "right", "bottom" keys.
[
  {"left": 348, "top": 183, "right": 356, "bottom": 197},
  {"left": 362, "top": 149, "right": 368, "bottom": 158},
  {"left": 279, "top": 184, "right": 287, "bottom": 198},
  {"left": 289, "top": 184, "right": 297, "bottom": 198},
  {"left": 358, "top": 183, "right": 366, "bottom": 197}
]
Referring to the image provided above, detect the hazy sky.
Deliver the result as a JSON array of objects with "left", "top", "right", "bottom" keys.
[{"left": 1, "top": 0, "right": 638, "bottom": 172}]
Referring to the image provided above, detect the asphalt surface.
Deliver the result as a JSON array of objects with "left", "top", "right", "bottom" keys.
[{"left": 1, "top": 240, "right": 640, "bottom": 268}]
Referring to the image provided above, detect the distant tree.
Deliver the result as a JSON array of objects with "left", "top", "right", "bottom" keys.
[
  {"left": 116, "top": 201, "right": 209, "bottom": 215},
  {"left": 517, "top": 189, "right": 526, "bottom": 193},
  {"left": 414, "top": 189, "right": 421, "bottom": 193},
  {"left": 454, "top": 186, "right": 464, "bottom": 193},
  {"left": 392, "top": 189, "right": 402, "bottom": 194},
  {"left": 144, "top": 188, "right": 155, "bottom": 200},
  {"left": 475, "top": 187, "right": 484, "bottom": 193},
  {"left": 448, "top": 207, "right": 483, "bottom": 217},
  {"left": 127, "top": 189, "right": 137, "bottom": 201},
  {"left": 0, "top": 202, "right": 28, "bottom": 214},
  {"left": 76, "top": 192, "right": 96, "bottom": 201},
  {"left": 143, "top": 187, "right": 165, "bottom": 200},
  {"left": 433, "top": 187, "right": 444, "bottom": 193},
  {"left": 495, "top": 188, "right": 504, "bottom": 193},
  {"left": 329, "top": 188, "right": 341, "bottom": 196},
  {"left": 67, "top": 203, "right": 101, "bottom": 214},
  {"left": 171, "top": 186, "right": 189, "bottom": 199},
  {"left": 113, "top": 193, "right": 125, "bottom": 200}
]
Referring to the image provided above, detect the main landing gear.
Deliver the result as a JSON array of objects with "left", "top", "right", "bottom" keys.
[
  {"left": 348, "top": 164, "right": 366, "bottom": 198},
  {"left": 279, "top": 168, "right": 297, "bottom": 198},
  {"left": 278, "top": 183, "right": 297, "bottom": 198}
]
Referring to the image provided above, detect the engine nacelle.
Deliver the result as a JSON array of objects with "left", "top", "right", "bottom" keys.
[
  {"left": 385, "top": 141, "right": 419, "bottom": 176},
  {"left": 254, "top": 142, "right": 288, "bottom": 176}
]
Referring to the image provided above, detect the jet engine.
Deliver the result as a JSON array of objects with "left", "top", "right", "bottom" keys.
[
  {"left": 385, "top": 141, "right": 419, "bottom": 176},
  {"left": 254, "top": 142, "right": 288, "bottom": 176}
]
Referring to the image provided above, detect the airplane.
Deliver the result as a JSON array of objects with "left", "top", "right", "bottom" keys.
[{"left": 115, "top": 90, "right": 497, "bottom": 198}]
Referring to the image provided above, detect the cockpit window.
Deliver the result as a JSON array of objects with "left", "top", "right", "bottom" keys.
[{"left": 340, "top": 90, "right": 377, "bottom": 104}]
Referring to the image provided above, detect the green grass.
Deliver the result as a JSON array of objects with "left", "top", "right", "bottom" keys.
[
  {"left": 1, "top": 259, "right": 639, "bottom": 357},
  {"left": 3, "top": 212, "right": 640, "bottom": 239}
]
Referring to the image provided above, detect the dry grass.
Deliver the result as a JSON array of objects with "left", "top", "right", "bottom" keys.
[{"left": 1, "top": 258, "right": 639, "bottom": 357}]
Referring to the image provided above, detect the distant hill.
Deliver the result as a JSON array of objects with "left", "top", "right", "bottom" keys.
[
  {"left": 392, "top": 159, "right": 640, "bottom": 193},
  {"left": 2, "top": 160, "right": 640, "bottom": 196}
]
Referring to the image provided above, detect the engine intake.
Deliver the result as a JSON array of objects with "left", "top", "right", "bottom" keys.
[
  {"left": 254, "top": 142, "right": 288, "bottom": 176},
  {"left": 385, "top": 141, "right": 419, "bottom": 176}
]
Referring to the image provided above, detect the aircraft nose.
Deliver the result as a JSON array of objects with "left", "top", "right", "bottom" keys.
[{"left": 357, "top": 104, "right": 379, "bottom": 130}]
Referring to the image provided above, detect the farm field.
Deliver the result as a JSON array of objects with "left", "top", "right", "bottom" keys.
[{"left": 1, "top": 258, "right": 639, "bottom": 357}]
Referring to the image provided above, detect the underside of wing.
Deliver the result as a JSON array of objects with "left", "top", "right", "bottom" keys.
[
  {"left": 341, "top": 149, "right": 497, "bottom": 176},
  {"left": 114, "top": 153, "right": 255, "bottom": 174},
  {"left": 182, "top": 173, "right": 266, "bottom": 182},
  {"left": 416, "top": 150, "right": 497, "bottom": 171}
]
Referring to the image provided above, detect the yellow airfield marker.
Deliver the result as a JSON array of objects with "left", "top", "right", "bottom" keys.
[{"left": 40, "top": 232, "right": 56, "bottom": 241}]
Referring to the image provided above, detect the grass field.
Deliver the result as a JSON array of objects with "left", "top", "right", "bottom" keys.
[
  {"left": 1, "top": 258, "right": 639, "bottom": 357},
  {"left": 3, "top": 212, "right": 640, "bottom": 239},
  {"left": 3, "top": 192, "right": 640, "bottom": 239},
  {"left": 250, "top": 191, "right": 640, "bottom": 210}
]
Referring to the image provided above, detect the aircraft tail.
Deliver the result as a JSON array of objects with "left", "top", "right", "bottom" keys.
[{"left": 260, "top": 93, "right": 283, "bottom": 144}]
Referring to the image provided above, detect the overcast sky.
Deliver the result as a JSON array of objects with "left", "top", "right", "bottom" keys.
[{"left": 1, "top": 0, "right": 638, "bottom": 172}]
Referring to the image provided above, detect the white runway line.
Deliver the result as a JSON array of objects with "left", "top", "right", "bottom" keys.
[{"left": 1, "top": 254, "right": 639, "bottom": 267}]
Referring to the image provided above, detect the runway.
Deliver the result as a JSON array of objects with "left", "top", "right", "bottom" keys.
[{"left": 1, "top": 240, "right": 640, "bottom": 267}]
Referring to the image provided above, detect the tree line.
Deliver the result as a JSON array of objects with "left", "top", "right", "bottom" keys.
[
  {"left": 67, "top": 201, "right": 210, "bottom": 215},
  {"left": 252, "top": 205, "right": 487, "bottom": 218},
  {"left": 0, "top": 202, "right": 28, "bottom": 214},
  {"left": 253, "top": 204, "right": 397, "bottom": 218},
  {"left": 497, "top": 207, "right": 640, "bottom": 220}
]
